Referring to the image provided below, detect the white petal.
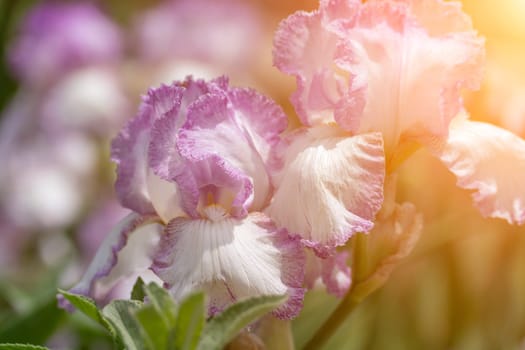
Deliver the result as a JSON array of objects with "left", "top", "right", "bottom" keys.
[
  {"left": 146, "top": 170, "right": 185, "bottom": 223},
  {"left": 436, "top": 118, "right": 525, "bottom": 224},
  {"left": 266, "top": 126, "right": 385, "bottom": 254},
  {"left": 153, "top": 210, "right": 304, "bottom": 318},
  {"left": 62, "top": 213, "right": 163, "bottom": 306}
]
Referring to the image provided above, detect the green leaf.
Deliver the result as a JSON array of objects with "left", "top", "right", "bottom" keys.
[
  {"left": 143, "top": 283, "right": 177, "bottom": 328},
  {"left": 197, "top": 295, "right": 287, "bottom": 350},
  {"left": 131, "top": 278, "right": 146, "bottom": 302},
  {"left": 0, "top": 344, "right": 51, "bottom": 350},
  {"left": 134, "top": 305, "right": 168, "bottom": 350},
  {"left": 102, "top": 300, "right": 150, "bottom": 350},
  {"left": 0, "top": 295, "right": 65, "bottom": 344},
  {"left": 172, "top": 292, "right": 205, "bottom": 350},
  {"left": 58, "top": 289, "right": 103, "bottom": 324},
  {"left": 58, "top": 289, "right": 117, "bottom": 340}
]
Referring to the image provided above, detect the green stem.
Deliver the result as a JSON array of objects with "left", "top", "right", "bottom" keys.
[
  {"left": 352, "top": 233, "right": 369, "bottom": 282},
  {"left": 302, "top": 292, "right": 360, "bottom": 350},
  {"left": 302, "top": 233, "right": 370, "bottom": 350}
]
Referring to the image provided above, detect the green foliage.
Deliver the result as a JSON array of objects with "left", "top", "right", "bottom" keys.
[
  {"left": 58, "top": 289, "right": 106, "bottom": 326},
  {"left": 102, "top": 300, "right": 148, "bottom": 350},
  {"left": 142, "top": 282, "right": 177, "bottom": 328},
  {"left": 58, "top": 289, "right": 117, "bottom": 341},
  {"left": 0, "top": 344, "right": 51, "bottom": 350},
  {"left": 134, "top": 306, "right": 168, "bottom": 350},
  {"left": 197, "top": 294, "right": 287, "bottom": 350},
  {"left": 130, "top": 277, "right": 146, "bottom": 302},
  {"left": 172, "top": 293, "right": 205, "bottom": 350},
  {"left": 58, "top": 281, "right": 286, "bottom": 350},
  {"left": 0, "top": 295, "right": 65, "bottom": 345}
]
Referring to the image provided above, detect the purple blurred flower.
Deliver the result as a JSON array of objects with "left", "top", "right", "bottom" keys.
[
  {"left": 0, "top": 93, "right": 98, "bottom": 232},
  {"left": 9, "top": 2, "right": 122, "bottom": 88},
  {"left": 134, "top": 0, "right": 263, "bottom": 83}
]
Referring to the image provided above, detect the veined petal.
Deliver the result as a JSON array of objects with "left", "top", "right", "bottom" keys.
[
  {"left": 175, "top": 84, "right": 287, "bottom": 217},
  {"left": 59, "top": 213, "right": 163, "bottom": 309},
  {"left": 147, "top": 77, "right": 212, "bottom": 181},
  {"left": 111, "top": 84, "right": 184, "bottom": 214},
  {"left": 176, "top": 93, "right": 256, "bottom": 217},
  {"left": 228, "top": 87, "right": 288, "bottom": 173},
  {"left": 341, "top": 0, "right": 485, "bottom": 151},
  {"left": 435, "top": 118, "right": 525, "bottom": 225},
  {"left": 273, "top": 5, "right": 363, "bottom": 126},
  {"left": 274, "top": 0, "right": 484, "bottom": 154},
  {"left": 152, "top": 210, "right": 305, "bottom": 319},
  {"left": 266, "top": 126, "right": 385, "bottom": 255},
  {"left": 392, "top": 0, "right": 473, "bottom": 35}
]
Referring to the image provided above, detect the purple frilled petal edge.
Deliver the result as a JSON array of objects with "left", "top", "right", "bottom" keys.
[
  {"left": 149, "top": 76, "right": 287, "bottom": 218},
  {"left": 111, "top": 83, "right": 185, "bottom": 215},
  {"left": 58, "top": 213, "right": 162, "bottom": 310}
]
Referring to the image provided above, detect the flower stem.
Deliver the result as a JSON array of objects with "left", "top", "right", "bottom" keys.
[
  {"left": 302, "top": 291, "right": 361, "bottom": 350},
  {"left": 303, "top": 233, "right": 369, "bottom": 350}
]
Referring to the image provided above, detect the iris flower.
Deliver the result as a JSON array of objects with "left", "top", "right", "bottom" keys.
[
  {"left": 267, "top": 0, "right": 525, "bottom": 256},
  {"left": 63, "top": 77, "right": 305, "bottom": 318}
]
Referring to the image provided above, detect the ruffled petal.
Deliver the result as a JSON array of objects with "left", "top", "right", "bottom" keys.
[
  {"left": 435, "top": 118, "right": 525, "bottom": 225},
  {"left": 392, "top": 0, "right": 473, "bottom": 35},
  {"left": 304, "top": 249, "right": 351, "bottom": 298},
  {"left": 111, "top": 84, "right": 184, "bottom": 215},
  {"left": 274, "top": 0, "right": 484, "bottom": 153},
  {"left": 147, "top": 77, "right": 212, "bottom": 181},
  {"left": 227, "top": 87, "right": 288, "bottom": 173},
  {"left": 174, "top": 83, "right": 287, "bottom": 217},
  {"left": 341, "top": 0, "right": 484, "bottom": 150},
  {"left": 59, "top": 213, "right": 163, "bottom": 309},
  {"left": 177, "top": 93, "right": 256, "bottom": 218},
  {"left": 321, "top": 251, "right": 351, "bottom": 297},
  {"left": 152, "top": 210, "right": 305, "bottom": 319},
  {"left": 266, "top": 126, "right": 385, "bottom": 255},
  {"left": 273, "top": 3, "right": 364, "bottom": 126}
]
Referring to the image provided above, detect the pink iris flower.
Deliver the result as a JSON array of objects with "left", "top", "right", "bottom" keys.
[
  {"left": 63, "top": 77, "right": 305, "bottom": 319},
  {"left": 267, "top": 0, "right": 525, "bottom": 256}
]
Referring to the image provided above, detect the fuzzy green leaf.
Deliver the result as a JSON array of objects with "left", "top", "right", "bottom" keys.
[
  {"left": 58, "top": 289, "right": 103, "bottom": 324},
  {"left": 134, "top": 305, "right": 168, "bottom": 350},
  {"left": 131, "top": 278, "right": 146, "bottom": 302},
  {"left": 102, "top": 300, "right": 150, "bottom": 350},
  {"left": 58, "top": 289, "right": 117, "bottom": 341},
  {"left": 172, "top": 292, "right": 205, "bottom": 350},
  {"left": 142, "top": 283, "right": 177, "bottom": 328},
  {"left": 197, "top": 295, "right": 287, "bottom": 350}
]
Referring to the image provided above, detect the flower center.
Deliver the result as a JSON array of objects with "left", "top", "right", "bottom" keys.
[{"left": 202, "top": 205, "right": 228, "bottom": 222}]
